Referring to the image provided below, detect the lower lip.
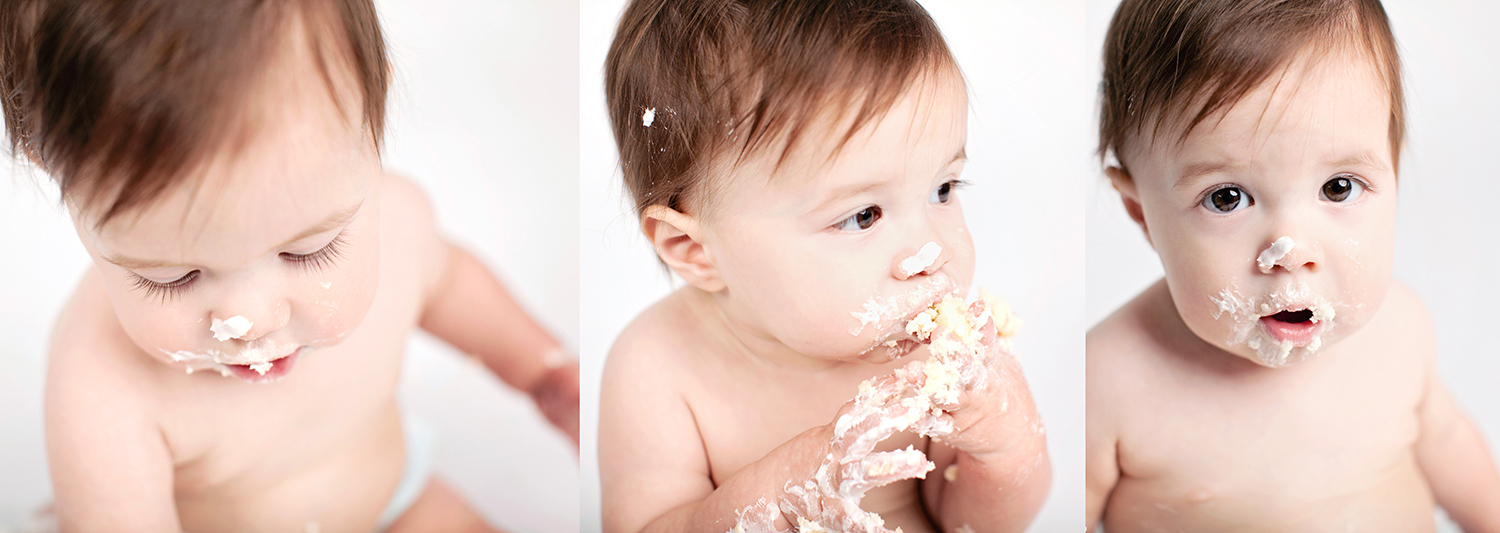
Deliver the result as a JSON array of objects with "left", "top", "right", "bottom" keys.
[
  {"left": 1259, "top": 316, "right": 1321, "bottom": 345},
  {"left": 225, "top": 348, "right": 302, "bottom": 383}
]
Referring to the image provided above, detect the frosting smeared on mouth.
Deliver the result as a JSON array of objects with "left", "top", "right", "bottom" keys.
[
  {"left": 1210, "top": 280, "right": 1338, "bottom": 366},
  {"left": 735, "top": 291, "right": 1020, "bottom": 533}
]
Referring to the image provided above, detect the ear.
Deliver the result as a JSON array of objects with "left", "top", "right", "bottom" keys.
[
  {"left": 641, "top": 205, "right": 725, "bottom": 292},
  {"left": 1105, "top": 165, "right": 1153, "bottom": 248}
]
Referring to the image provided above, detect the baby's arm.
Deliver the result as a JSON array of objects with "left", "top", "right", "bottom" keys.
[
  {"left": 1084, "top": 327, "right": 1120, "bottom": 531},
  {"left": 395, "top": 177, "right": 577, "bottom": 444},
  {"left": 46, "top": 274, "right": 180, "bottom": 532},
  {"left": 1398, "top": 284, "right": 1500, "bottom": 531},
  {"left": 922, "top": 351, "right": 1050, "bottom": 533},
  {"left": 1415, "top": 375, "right": 1500, "bottom": 532},
  {"left": 600, "top": 334, "right": 801, "bottom": 533}
]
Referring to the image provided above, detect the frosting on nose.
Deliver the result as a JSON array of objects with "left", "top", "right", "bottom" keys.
[
  {"left": 210, "top": 315, "right": 253, "bottom": 342},
  {"left": 899, "top": 241, "right": 942, "bottom": 278},
  {"left": 1256, "top": 236, "right": 1296, "bottom": 274}
]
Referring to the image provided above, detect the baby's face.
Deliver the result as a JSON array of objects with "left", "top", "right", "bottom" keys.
[
  {"left": 70, "top": 57, "right": 382, "bottom": 383},
  {"left": 699, "top": 69, "right": 974, "bottom": 364},
  {"left": 1123, "top": 52, "right": 1397, "bottom": 367}
]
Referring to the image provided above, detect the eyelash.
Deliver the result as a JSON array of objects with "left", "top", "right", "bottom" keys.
[
  {"left": 281, "top": 232, "right": 349, "bottom": 273},
  {"left": 127, "top": 231, "right": 350, "bottom": 303},
  {"left": 129, "top": 270, "right": 200, "bottom": 304}
]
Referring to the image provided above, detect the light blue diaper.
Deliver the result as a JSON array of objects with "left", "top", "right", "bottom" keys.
[{"left": 373, "top": 414, "right": 435, "bottom": 531}]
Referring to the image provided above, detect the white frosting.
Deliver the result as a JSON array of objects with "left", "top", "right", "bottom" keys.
[
  {"left": 849, "top": 274, "right": 957, "bottom": 337},
  {"left": 772, "top": 293, "right": 1006, "bottom": 533},
  {"left": 210, "top": 316, "right": 253, "bottom": 342},
  {"left": 898, "top": 241, "right": 942, "bottom": 278},
  {"left": 159, "top": 337, "right": 297, "bottom": 378},
  {"left": 1256, "top": 236, "right": 1296, "bottom": 273},
  {"left": 642, "top": 107, "right": 656, "bottom": 127},
  {"left": 1209, "top": 281, "right": 1339, "bottom": 367}
]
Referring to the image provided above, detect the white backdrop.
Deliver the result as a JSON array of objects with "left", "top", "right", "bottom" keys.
[
  {"left": 0, "top": 1, "right": 580, "bottom": 531},
  {"left": 1084, "top": 1, "right": 1500, "bottom": 531},
  {"left": 579, "top": 1, "right": 1087, "bottom": 531}
]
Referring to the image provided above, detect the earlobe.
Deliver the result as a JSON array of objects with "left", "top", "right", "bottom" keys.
[
  {"left": 641, "top": 205, "right": 725, "bottom": 292},
  {"left": 1105, "top": 166, "right": 1153, "bottom": 248}
]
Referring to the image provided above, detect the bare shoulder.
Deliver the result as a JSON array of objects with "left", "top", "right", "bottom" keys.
[
  {"left": 377, "top": 173, "right": 447, "bottom": 294},
  {"left": 48, "top": 267, "right": 163, "bottom": 414},
  {"left": 47, "top": 268, "right": 179, "bottom": 530},
  {"left": 1361, "top": 279, "right": 1437, "bottom": 368},
  {"left": 601, "top": 288, "right": 705, "bottom": 427},
  {"left": 599, "top": 288, "right": 716, "bottom": 530},
  {"left": 1088, "top": 281, "right": 1174, "bottom": 415}
]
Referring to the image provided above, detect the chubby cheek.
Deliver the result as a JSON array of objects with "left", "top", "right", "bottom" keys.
[
  {"left": 99, "top": 273, "right": 211, "bottom": 364},
  {"left": 298, "top": 231, "right": 379, "bottom": 348}
]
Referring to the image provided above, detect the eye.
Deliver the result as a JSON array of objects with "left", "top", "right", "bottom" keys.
[
  {"left": 282, "top": 233, "right": 348, "bottom": 273},
  {"left": 1201, "top": 186, "right": 1252, "bottom": 213},
  {"left": 129, "top": 270, "right": 200, "bottom": 303},
  {"left": 834, "top": 206, "right": 882, "bottom": 232},
  {"left": 929, "top": 179, "right": 966, "bottom": 204},
  {"left": 1320, "top": 174, "right": 1366, "bottom": 203}
]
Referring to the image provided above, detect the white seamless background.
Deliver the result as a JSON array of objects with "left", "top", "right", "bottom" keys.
[
  {"left": 1085, "top": 1, "right": 1500, "bottom": 531},
  {"left": 0, "top": 1, "right": 580, "bottom": 530},
  {"left": 579, "top": 1, "right": 1088, "bottom": 531}
]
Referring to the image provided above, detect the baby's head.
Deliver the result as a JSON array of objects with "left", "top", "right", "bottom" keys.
[
  {"left": 1, "top": 0, "right": 390, "bottom": 381},
  {"left": 1099, "top": 0, "right": 1403, "bottom": 367},
  {"left": 606, "top": 0, "right": 972, "bottom": 363}
]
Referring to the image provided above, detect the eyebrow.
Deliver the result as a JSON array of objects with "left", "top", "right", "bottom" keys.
[
  {"left": 1172, "top": 159, "right": 1247, "bottom": 192},
  {"left": 102, "top": 201, "right": 364, "bottom": 270},
  {"left": 812, "top": 148, "right": 968, "bottom": 212},
  {"left": 1328, "top": 150, "right": 1390, "bottom": 173}
]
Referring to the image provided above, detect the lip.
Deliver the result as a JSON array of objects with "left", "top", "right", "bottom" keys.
[
  {"left": 1259, "top": 312, "right": 1322, "bottom": 346},
  {"left": 224, "top": 348, "right": 302, "bottom": 383}
]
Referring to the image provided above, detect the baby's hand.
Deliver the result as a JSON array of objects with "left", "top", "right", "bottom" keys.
[
  {"left": 731, "top": 400, "right": 933, "bottom": 533},
  {"left": 529, "top": 360, "right": 580, "bottom": 448}
]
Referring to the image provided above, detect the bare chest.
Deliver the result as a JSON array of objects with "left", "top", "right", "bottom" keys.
[{"left": 1109, "top": 343, "right": 1431, "bottom": 531}]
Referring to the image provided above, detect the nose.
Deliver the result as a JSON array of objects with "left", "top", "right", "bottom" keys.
[
  {"left": 893, "top": 240, "right": 946, "bottom": 280},
  {"left": 210, "top": 283, "right": 291, "bottom": 342},
  {"left": 1256, "top": 234, "right": 1318, "bottom": 274}
]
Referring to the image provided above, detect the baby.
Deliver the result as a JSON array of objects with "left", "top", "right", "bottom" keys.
[
  {"left": 598, "top": 1, "right": 1049, "bottom": 532},
  {"left": 1087, "top": 0, "right": 1500, "bottom": 531},
  {"left": 1, "top": 0, "right": 578, "bottom": 531}
]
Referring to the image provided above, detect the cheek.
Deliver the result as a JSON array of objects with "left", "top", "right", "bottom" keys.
[
  {"left": 96, "top": 268, "right": 211, "bottom": 361},
  {"left": 298, "top": 234, "right": 379, "bottom": 346}
]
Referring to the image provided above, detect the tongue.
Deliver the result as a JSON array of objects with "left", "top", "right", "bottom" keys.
[{"left": 1270, "top": 309, "right": 1314, "bottom": 323}]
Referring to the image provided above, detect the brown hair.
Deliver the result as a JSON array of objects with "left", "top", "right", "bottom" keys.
[
  {"left": 604, "top": 0, "right": 956, "bottom": 218},
  {"left": 1098, "top": 0, "right": 1404, "bottom": 170},
  {"left": 0, "top": 0, "right": 390, "bottom": 227}
]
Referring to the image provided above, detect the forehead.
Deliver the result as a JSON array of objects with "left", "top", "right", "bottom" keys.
[
  {"left": 86, "top": 31, "right": 374, "bottom": 262},
  {"left": 715, "top": 70, "right": 968, "bottom": 206},
  {"left": 1139, "top": 50, "right": 1392, "bottom": 176}
]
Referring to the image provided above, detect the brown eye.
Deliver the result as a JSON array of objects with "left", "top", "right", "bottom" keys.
[
  {"left": 836, "top": 206, "right": 882, "bottom": 231},
  {"left": 1202, "top": 186, "right": 1250, "bottom": 213},
  {"left": 1321, "top": 175, "right": 1364, "bottom": 203}
]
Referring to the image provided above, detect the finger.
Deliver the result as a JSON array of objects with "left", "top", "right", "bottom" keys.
[{"left": 838, "top": 447, "right": 934, "bottom": 497}]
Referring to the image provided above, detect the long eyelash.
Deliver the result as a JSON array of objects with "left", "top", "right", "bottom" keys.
[
  {"left": 948, "top": 179, "right": 970, "bottom": 190},
  {"left": 282, "top": 232, "right": 349, "bottom": 273},
  {"left": 128, "top": 271, "right": 199, "bottom": 304}
]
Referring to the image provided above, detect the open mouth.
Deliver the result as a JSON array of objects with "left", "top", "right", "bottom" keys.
[
  {"left": 1259, "top": 309, "right": 1320, "bottom": 345},
  {"left": 223, "top": 348, "right": 302, "bottom": 383}
]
